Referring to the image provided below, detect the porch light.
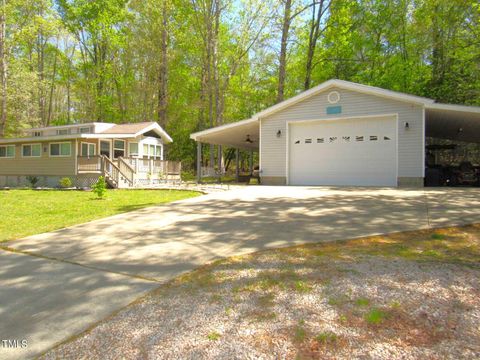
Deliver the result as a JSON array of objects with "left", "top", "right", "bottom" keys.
[
  {"left": 277, "top": 130, "right": 282, "bottom": 138},
  {"left": 245, "top": 134, "right": 253, "bottom": 144},
  {"left": 458, "top": 127, "right": 463, "bottom": 134},
  {"left": 404, "top": 122, "right": 410, "bottom": 129}
]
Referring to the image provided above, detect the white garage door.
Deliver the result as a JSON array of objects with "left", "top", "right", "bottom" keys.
[{"left": 288, "top": 116, "right": 397, "bottom": 186}]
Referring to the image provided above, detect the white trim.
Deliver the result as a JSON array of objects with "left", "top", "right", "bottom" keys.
[
  {"left": 80, "top": 141, "right": 96, "bottom": 157},
  {"left": 254, "top": 80, "right": 433, "bottom": 121},
  {"left": 21, "top": 143, "right": 42, "bottom": 158},
  {"left": 425, "top": 102, "right": 480, "bottom": 113},
  {"left": 259, "top": 119, "right": 262, "bottom": 172},
  {"left": 190, "top": 118, "right": 258, "bottom": 140},
  {"left": 99, "top": 139, "right": 112, "bottom": 159},
  {"left": 113, "top": 139, "right": 126, "bottom": 159},
  {"left": 0, "top": 144, "right": 15, "bottom": 159},
  {"left": 128, "top": 142, "right": 139, "bottom": 157},
  {"left": 134, "top": 122, "right": 173, "bottom": 143},
  {"left": 286, "top": 113, "right": 399, "bottom": 187},
  {"left": 49, "top": 142, "right": 72, "bottom": 157},
  {"left": 74, "top": 139, "right": 78, "bottom": 175},
  {"left": 327, "top": 91, "right": 340, "bottom": 104},
  {"left": 421, "top": 107, "right": 426, "bottom": 178}
]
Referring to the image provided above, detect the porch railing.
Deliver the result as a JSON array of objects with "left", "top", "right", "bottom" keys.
[{"left": 77, "top": 155, "right": 102, "bottom": 172}]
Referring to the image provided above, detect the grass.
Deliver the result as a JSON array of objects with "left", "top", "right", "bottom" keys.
[
  {"left": 364, "top": 308, "right": 388, "bottom": 325},
  {"left": 206, "top": 331, "right": 221, "bottom": 341},
  {"left": 315, "top": 331, "right": 338, "bottom": 344},
  {"left": 0, "top": 189, "right": 200, "bottom": 242}
]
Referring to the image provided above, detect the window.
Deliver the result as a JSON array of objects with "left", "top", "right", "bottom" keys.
[
  {"left": 56, "top": 129, "right": 69, "bottom": 135},
  {"left": 81, "top": 142, "right": 96, "bottom": 157},
  {"left": 342, "top": 136, "right": 350, "bottom": 142},
  {"left": 0, "top": 145, "right": 15, "bottom": 158},
  {"left": 50, "top": 142, "right": 71, "bottom": 157},
  {"left": 142, "top": 143, "right": 163, "bottom": 159},
  {"left": 33, "top": 131, "right": 42, "bottom": 137},
  {"left": 356, "top": 136, "right": 364, "bottom": 142},
  {"left": 317, "top": 138, "right": 324, "bottom": 143},
  {"left": 305, "top": 139, "right": 312, "bottom": 144},
  {"left": 370, "top": 136, "right": 378, "bottom": 141},
  {"left": 22, "top": 144, "right": 41, "bottom": 157},
  {"left": 113, "top": 139, "right": 126, "bottom": 158},
  {"left": 129, "top": 142, "right": 139, "bottom": 157},
  {"left": 79, "top": 127, "right": 91, "bottom": 134}
]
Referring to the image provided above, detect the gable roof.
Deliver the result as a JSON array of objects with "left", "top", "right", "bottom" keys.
[
  {"left": 252, "top": 79, "right": 435, "bottom": 121},
  {"left": 100, "top": 122, "right": 172, "bottom": 143}
]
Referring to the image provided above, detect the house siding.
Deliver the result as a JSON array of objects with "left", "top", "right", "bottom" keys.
[
  {"left": 260, "top": 87, "right": 424, "bottom": 183},
  {"left": 0, "top": 140, "right": 76, "bottom": 176}
]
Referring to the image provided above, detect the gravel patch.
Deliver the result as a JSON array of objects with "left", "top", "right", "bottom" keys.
[{"left": 41, "top": 253, "right": 480, "bottom": 360}]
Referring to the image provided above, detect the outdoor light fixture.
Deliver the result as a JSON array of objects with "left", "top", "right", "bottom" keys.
[
  {"left": 245, "top": 134, "right": 253, "bottom": 144},
  {"left": 458, "top": 127, "right": 463, "bottom": 134},
  {"left": 276, "top": 130, "right": 282, "bottom": 138},
  {"left": 404, "top": 122, "right": 410, "bottom": 129}
]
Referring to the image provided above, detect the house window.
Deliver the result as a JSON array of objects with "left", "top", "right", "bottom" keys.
[
  {"left": 33, "top": 131, "right": 42, "bottom": 137},
  {"left": 22, "top": 144, "right": 41, "bottom": 157},
  {"left": 129, "top": 142, "right": 139, "bottom": 157},
  {"left": 0, "top": 145, "right": 15, "bottom": 158},
  {"left": 113, "top": 139, "right": 126, "bottom": 158},
  {"left": 142, "top": 143, "right": 163, "bottom": 159},
  {"left": 81, "top": 142, "right": 96, "bottom": 157},
  {"left": 155, "top": 145, "right": 162, "bottom": 158},
  {"left": 79, "top": 127, "right": 91, "bottom": 134},
  {"left": 56, "top": 129, "right": 69, "bottom": 135},
  {"left": 50, "top": 142, "right": 71, "bottom": 157}
]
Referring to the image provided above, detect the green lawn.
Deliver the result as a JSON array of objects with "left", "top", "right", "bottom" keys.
[{"left": 0, "top": 189, "right": 200, "bottom": 242}]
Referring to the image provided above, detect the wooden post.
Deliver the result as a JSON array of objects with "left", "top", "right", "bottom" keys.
[
  {"left": 196, "top": 142, "right": 202, "bottom": 183},
  {"left": 235, "top": 148, "right": 239, "bottom": 182}
]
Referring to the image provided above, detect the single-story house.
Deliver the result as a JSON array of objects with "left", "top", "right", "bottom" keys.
[
  {"left": 190, "top": 79, "right": 480, "bottom": 187},
  {"left": 0, "top": 122, "right": 180, "bottom": 188}
]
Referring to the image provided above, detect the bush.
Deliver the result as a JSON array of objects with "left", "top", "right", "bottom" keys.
[
  {"left": 92, "top": 176, "right": 107, "bottom": 199},
  {"left": 26, "top": 176, "right": 39, "bottom": 188},
  {"left": 59, "top": 177, "right": 73, "bottom": 188}
]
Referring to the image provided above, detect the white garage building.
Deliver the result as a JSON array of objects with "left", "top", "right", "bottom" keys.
[{"left": 190, "top": 79, "right": 480, "bottom": 187}]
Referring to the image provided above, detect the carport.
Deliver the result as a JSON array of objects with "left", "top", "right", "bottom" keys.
[
  {"left": 425, "top": 103, "right": 480, "bottom": 186},
  {"left": 190, "top": 118, "right": 259, "bottom": 182}
]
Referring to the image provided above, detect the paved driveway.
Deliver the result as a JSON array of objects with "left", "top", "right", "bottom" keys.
[{"left": 1, "top": 186, "right": 480, "bottom": 359}]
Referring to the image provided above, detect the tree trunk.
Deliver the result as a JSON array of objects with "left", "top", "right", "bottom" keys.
[
  {"left": 277, "top": 0, "right": 292, "bottom": 103},
  {"left": 304, "top": 0, "right": 326, "bottom": 90},
  {"left": 47, "top": 44, "right": 59, "bottom": 126},
  {"left": 0, "top": 0, "right": 6, "bottom": 137},
  {"left": 157, "top": 0, "right": 168, "bottom": 128}
]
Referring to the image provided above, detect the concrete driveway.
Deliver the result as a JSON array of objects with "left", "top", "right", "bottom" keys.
[{"left": 1, "top": 186, "right": 480, "bottom": 359}]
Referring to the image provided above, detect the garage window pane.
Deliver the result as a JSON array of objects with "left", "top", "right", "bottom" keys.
[
  {"left": 370, "top": 136, "right": 378, "bottom": 141},
  {"left": 384, "top": 136, "right": 391, "bottom": 140},
  {"left": 295, "top": 140, "right": 300, "bottom": 144},
  {"left": 356, "top": 136, "right": 364, "bottom": 142},
  {"left": 329, "top": 137, "right": 337, "bottom": 143},
  {"left": 305, "top": 139, "right": 312, "bottom": 144},
  {"left": 317, "top": 138, "right": 324, "bottom": 143},
  {"left": 343, "top": 136, "right": 350, "bottom": 142}
]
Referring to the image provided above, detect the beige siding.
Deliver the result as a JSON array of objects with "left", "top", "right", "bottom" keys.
[
  {"left": 260, "top": 87, "right": 424, "bottom": 178},
  {"left": 0, "top": 140, "right": 76, "bottom": 176}
]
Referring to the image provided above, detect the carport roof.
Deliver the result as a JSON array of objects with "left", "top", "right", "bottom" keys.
[
  {"left": 190, "top": 79, "right": 480, "bottom": 148},
  {"left": 425, "top": 103, "right": 480, "bottom": 143}
]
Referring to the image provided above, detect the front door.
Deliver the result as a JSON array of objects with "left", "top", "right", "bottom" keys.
[{"left": 100, "top": 140, "right": 111, "bottom": 159}]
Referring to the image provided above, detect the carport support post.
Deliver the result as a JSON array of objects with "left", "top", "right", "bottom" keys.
[
  {"left": 196, "top": 142, "right": 202, "bottom": 183},
  {"left": 249, "top": 150, "right": 253, "bottom": 175},
  {"left": 235, "top": 148, "right": 240, "bottom": 182}
]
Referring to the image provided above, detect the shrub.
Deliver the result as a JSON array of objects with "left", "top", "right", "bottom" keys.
[
  {"left": 59, "top": 177, "right": 73, "bottom": 188},
  {"left": 26, "top": 176, "right": 39, "bottom": 188},
  {"left": 92, "top": 176, "right": 107, "bottom": 199}
]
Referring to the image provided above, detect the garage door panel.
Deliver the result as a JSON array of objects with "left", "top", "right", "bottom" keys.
[{"left": 289, "top": 117, "right": 397, "bottom": 186}]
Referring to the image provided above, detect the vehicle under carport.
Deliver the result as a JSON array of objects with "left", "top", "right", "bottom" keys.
[{"left": 425, "top": 103, "right": 480, "bottom": 187}]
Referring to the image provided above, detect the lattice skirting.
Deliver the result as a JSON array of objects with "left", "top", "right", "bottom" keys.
[{"left": 0, "top": 175, "right": 101, "bottom": 189}]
